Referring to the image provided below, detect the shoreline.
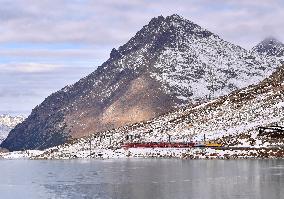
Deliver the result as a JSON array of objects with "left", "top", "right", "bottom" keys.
[{"left": 1, "top": 146, "right": 284, "bottom": 160}]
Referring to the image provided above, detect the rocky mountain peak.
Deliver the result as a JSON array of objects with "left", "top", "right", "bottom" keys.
[
  {"left": 165, "top": 14, "right": 198, "bottom": 28},
  {"left": 167, "top": 14, "right": 183, "bottom": 19},
  {"left": 146, "top": 14, "right": 209, "bottom": 36},
  {"left": 252, "top": 37, "right": 284, "bottom": 57},
  {"left": 261, "top": 37, "right": 281, "bottom": 45},
  {"left": 147, "top": 14, "right": 189, "bottom": 27},
  {"left": 115, "top": 14, "right": 214, "bottom": 63},
  {"left": 147, "top": 15, "right": 165, "bottom": 26}
]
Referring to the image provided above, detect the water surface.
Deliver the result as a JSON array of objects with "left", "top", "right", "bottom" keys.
[{"left": 0, "top": 159, "right": 283, "bottom": 199}]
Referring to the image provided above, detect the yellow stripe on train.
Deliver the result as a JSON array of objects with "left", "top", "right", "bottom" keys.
[{"left": 205, "top": 142, "right": 222, "bottom": 147}]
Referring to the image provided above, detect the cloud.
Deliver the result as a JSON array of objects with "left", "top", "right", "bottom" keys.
[
  {"left": 0, "top": 48, "right": 108, "bottom": 60},
  {"left": 0, "top": 62, "right": 63, "bottom": 73},
  {"left": 0, "top": 0, "right": 137, "bottom": 45},
  {"left": 0, "top": 0, "right": 283, "bottom": 49},
  {"left": 0, "top": 64, "right": 95, "bottom": 114}
]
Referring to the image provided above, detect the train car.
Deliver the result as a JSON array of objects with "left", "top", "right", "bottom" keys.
[
  {"left": 122, "top": 141, "right": 222, "bottom": 149},
  {"left": 122, "top": 142, "right": 195, "bottom": 149},
  {"left": 205, "top": 142, "right": 222, "bottom": 147}
]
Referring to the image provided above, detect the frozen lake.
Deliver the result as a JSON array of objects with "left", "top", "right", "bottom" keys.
[{"left": 0, "top": 159, "right": 283, "bottom": 199}]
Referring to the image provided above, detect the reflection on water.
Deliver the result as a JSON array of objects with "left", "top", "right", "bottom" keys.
[{"left": 0, "top": 159, "right": 283, "bottom": 199}]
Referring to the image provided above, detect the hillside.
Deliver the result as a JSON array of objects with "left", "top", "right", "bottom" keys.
[
  {"left": 2, "top": 14, "right": 283, "bottom": 151},
  {"left": 36, "top": 64, "right": 284, "bottom": 159}
]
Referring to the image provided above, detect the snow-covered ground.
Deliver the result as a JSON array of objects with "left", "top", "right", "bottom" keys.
[
  {"left": 0, "top": 150, "right": 44, "bottom": 159},
  {"left": 1, "top": 146, "right": 283, "bottom": 160}
]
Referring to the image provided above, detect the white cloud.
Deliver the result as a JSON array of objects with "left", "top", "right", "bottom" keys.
[
  {"left": 0, "top": 62, "right": 62, "bottom": 73},
  {"left": 0, "top": 65, "right": 95, "bottom": 114},
  {"left": 0, "top": 0, "right": 282, "bottom": 49},
  {"left": 0, "top": 48, "right": 108, "bottom": 59}
]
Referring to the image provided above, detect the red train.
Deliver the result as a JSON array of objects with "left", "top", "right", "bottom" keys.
[
  {"left": 122, "top": 142, "right": 196, "bottom": 149},
  {"left": 122, "top": 141, "right": 222, "bottom": 149}
]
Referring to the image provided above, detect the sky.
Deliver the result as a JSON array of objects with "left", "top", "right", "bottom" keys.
[{"left": 1, "top": 0, "right": 284, "bottom": 115}]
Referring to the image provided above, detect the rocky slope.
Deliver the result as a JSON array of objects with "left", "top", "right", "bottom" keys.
[
  {"left": 0, "top": 115, "right": 25, "bottom": 144},
  {"left": 2, "top": 14, "right": 283, "bottom": 151},
  {"left": 37, "top": 64, "right": 284, "bottom": 159}
]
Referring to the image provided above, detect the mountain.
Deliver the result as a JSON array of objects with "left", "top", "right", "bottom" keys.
[
  {"left": 38, "top": 64, "right": 284, "bottom": 159},
  {"left": 0, "top": 115, "right": 25, "bottom": 144},
  {"left": 1, "top": 14, "right": 282, "bottom": 151},
  {"left": 252, "top": 37, "right": 284, "bottom": 59}
]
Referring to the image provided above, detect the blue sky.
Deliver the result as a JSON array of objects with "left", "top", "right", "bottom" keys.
[{"left": 1, "top": 0, "right": 284, "bottom": 115}]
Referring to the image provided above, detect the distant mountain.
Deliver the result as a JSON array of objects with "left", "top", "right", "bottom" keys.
[
  {"left": 0, "top": 115, "right": 25, "bottom": 144},
  {"left": 39, "top": 64, "right": 284, "bottom": 159},
  {"left": 252, "top": 37, "right": 284, "bottom": 59},
  {"left": 1, "top": 14, "right": 282, "bottom": 151}
]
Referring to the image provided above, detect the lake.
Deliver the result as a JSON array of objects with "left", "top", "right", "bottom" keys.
[{"left": 0, "top": 159, "right": 283, "bottom": 199}]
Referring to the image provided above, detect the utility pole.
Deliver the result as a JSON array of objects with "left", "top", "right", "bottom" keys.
[
  {"left": 168, "top": 134, "right": 171, "bottom": 143},
  {"left": 89, "top": 140, "right": 92, "bottom": 158}
]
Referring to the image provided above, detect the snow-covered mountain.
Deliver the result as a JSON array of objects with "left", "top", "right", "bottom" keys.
[
  {"left": 37, "top": 64, "right": 284, "bottom": 159},
  {"left": 252, "top": 37, "right": 284, "bottom": 59},
  {"left": 0, "top": 115, "right": 25, "bottom": 144},
  {"left": 2, "top": 14, "right": 283, "bottom": 151}
]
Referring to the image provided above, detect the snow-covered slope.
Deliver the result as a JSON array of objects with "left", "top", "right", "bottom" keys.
[
  {"left": 0, "top": 115, "right": 25, "bottom": 144},
  {"left": 2, "top": 14, "right": 283, "bottom": 151},
  {"left": 37, "top": 64, "right": 284, "bottom": 159}
]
